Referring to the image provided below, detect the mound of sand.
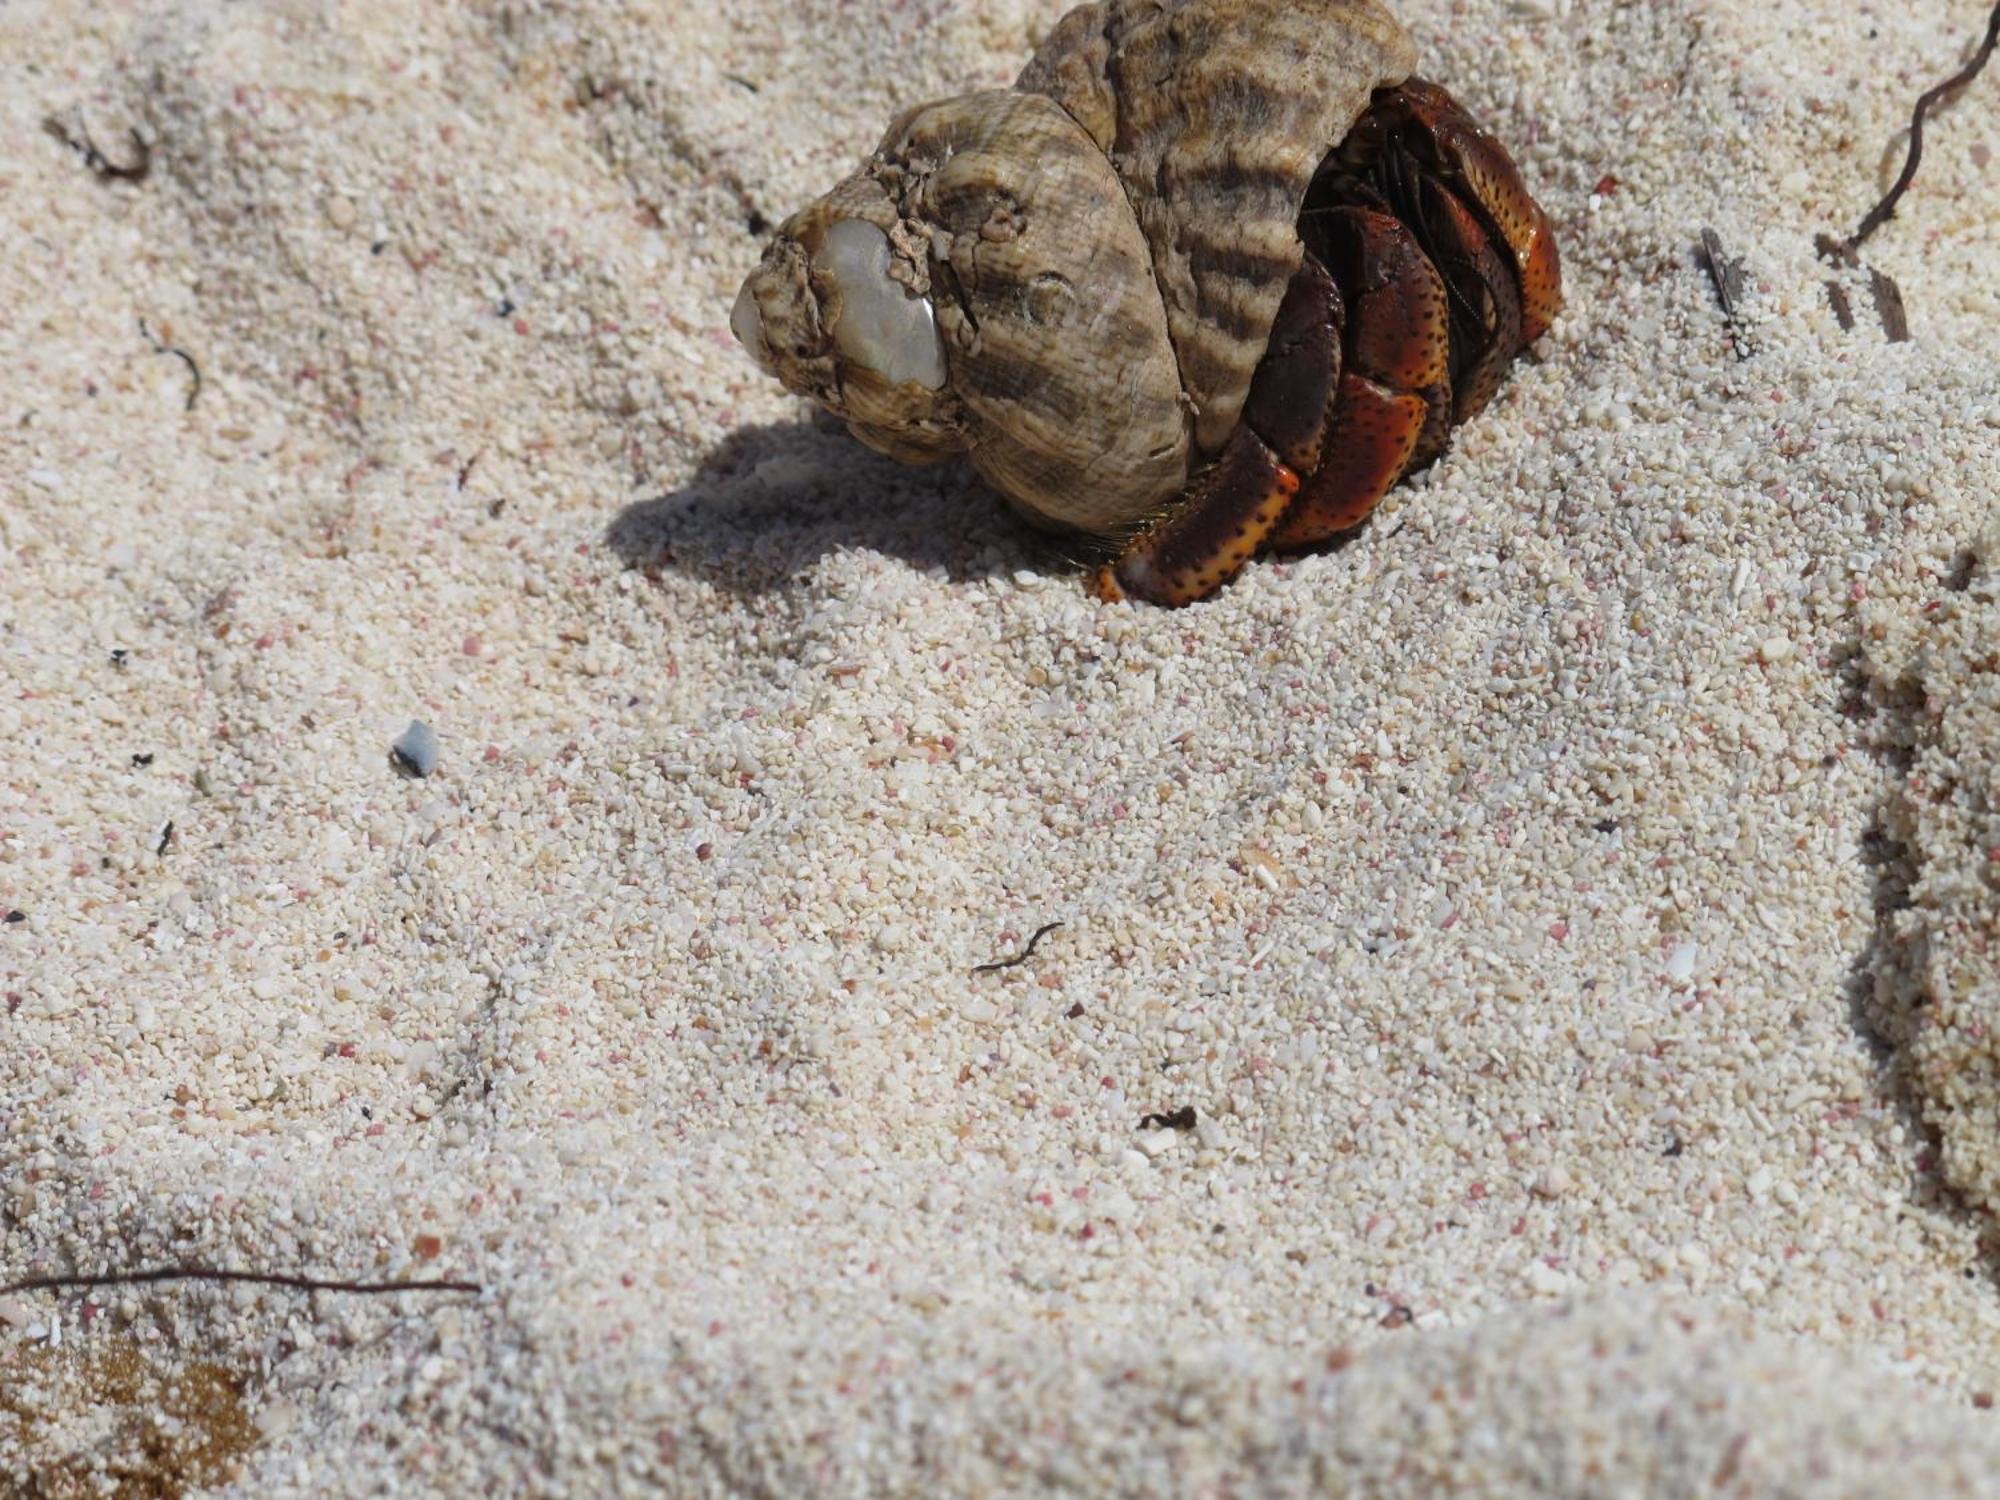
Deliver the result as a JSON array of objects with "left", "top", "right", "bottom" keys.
[{"left": 1861, "top": 513, "right": 2000, "bottom": 1219}]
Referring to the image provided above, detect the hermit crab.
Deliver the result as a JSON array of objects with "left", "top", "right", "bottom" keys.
[{"left": 731, "top": 0, "right": 1561, "bottom": 605}]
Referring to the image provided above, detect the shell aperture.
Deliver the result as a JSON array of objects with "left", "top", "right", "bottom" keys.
[{"left": 813, "top": 219, "right": 947, "bottom": 391}]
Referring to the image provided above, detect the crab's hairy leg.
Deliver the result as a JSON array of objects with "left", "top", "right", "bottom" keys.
[
  {"left": 1273, "top": 208, "right": 1447, "bottom": 550},
  {"left": 1330, "top": 202, "right": 1454, "bottom": 469},
  {"left": 1094, "top": 256, "right": 1342, "bottom": 606},
  {"left": 1384, "top": 77, "right": 1563, "bottom": 343},
  {"left": 1345, "top": 120, "right": 1521, "bottom": 427},
  {"left": 1089, "top": 428, "right": 1300, "bottom": 605},
  {"left": 1244, "top": 251, "right": 1344, "bottom": 474},
  {"left": 1412, "top": 172, "right": 1524, "bottom": 425},
  {"left": 1349, "top": 78, "right": 1560, "bottom": 353},
  {"left": 1514, "top": 201, "right": 1563, "bottom": 342},
  {"left": 1274, "top": 378, "right": 1427, "bottom": 548},
  {"left": 1325, "top": 79, "right": 1554, "bottom": 414}
]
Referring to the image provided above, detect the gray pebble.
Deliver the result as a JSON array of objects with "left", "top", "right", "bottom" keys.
[{"left": 391, "top": 719, "right": 440, "bottom": 777}]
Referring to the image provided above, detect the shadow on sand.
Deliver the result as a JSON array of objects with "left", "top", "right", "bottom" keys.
[
  {"left": 605, "top": 417, "right": 1075, "bottom": 600},
  {"left": 1839, "top": 648, "right": 2000, "bottom": 1278}
]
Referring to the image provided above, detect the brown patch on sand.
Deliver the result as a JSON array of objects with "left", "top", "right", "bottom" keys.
[{"left": 1, "top": 1335, "right": 260, "bottom": 1498}]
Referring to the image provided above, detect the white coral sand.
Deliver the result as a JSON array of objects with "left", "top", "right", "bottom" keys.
[{"left": 3, "top": 0, "right": 1998, "bottom": 1492}]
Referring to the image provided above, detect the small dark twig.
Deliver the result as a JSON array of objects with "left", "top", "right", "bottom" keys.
[
  {"left": 1867, "top": 266, "right": 1910, "bottom": 342},
  {"left": 43, "top": 111, "right": 151, "bottom": 181},
  {"left": 971, "top": 920, "right": 1063, "bottom": 974},
  {"left": 138, "top": 318, "right": 202, "bottom": 411},
  {"left": 1698, "top": 230, "right": 1747, "bottom": 315},
  {"left": 1138, "top": 1105, "right": 1198, "bottom": 1131},
  {"left": 1822, "top": 269, "right": 1858, "bottom": 332},
  {"left": 3, "top": 1266, "right": 481, "bottom": 1298},
  {"left": 1813, "top": 234, "right": 1910, "bottom": 341},
  {"left": 1816, "top": 2, "right": 1998, "bottom": 340},
  {"left": 1845, "top": 2, "right": 2000, "bottom": 253},
  {"left": 1675, "top": 23, "right": 1703, "bottom": 98},
  {"left": 1696, "top": 228, "right": 1753, "bottom": 360},
  {"left": 154, "top": 820, "right": 175, "bottom": 856}
]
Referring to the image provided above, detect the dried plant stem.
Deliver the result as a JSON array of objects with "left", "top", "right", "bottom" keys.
[
  {"left": 3, "top": 1266, "right": 481, "bottom": 1298},
  {"left": 1844, "top": 1, "right": 2000, "bottom": 253},
  {"left": 972, "top": 921, "right": 1063, "bottom": 973}
]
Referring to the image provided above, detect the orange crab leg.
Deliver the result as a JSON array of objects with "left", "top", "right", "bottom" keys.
[
  {"left": 1095, "top": 79, "right": 1562, "bottom": 605},
  {"left": 1274, "top": 207, "right": 1448, "bottom": 549},
  {"left": 1391, "top": 78, "right": 1563, "bottom": 343},
  {"left": 1273, "top": 374, "right": 1427, "bottom": 548},
  {"left": 1090, "top": 427, "right": 1300, "bottom": 605},
  {"left": 1415, "top": 172, "right": 1525, "bottom": 426},
  {"left": 1349, "top": 77, "right": 1562, "bottom": 347},
  {"left": 1094, "top": 255, "right": 1342, "bottom": 604}
]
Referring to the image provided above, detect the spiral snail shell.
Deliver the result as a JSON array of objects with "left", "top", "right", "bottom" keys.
[{"left": 733, "top": 0, "right": 1560, "bottom": 603}]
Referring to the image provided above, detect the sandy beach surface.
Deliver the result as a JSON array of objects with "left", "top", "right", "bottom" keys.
[{"left": 4, "top": 0, "right": 1999, "bottom": 1492}]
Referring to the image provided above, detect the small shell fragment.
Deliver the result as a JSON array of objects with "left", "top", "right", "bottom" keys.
[
  {"left": 1665, "top": 941, "right": 1698, "bottom": 983},
  {"left": 392, "top": 719, "right": 440, "bottom": 777}
]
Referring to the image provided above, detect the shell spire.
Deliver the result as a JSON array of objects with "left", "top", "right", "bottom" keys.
[{"left": 1017, "top": 0, "right": 1417, "bottom": 458}]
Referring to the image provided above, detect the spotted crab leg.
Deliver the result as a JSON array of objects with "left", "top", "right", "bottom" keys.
[
  {"left": 1274, "top": 205, "right": 1450, "bottom": 548},
  {"left": 1091, "top": 255, "right": 1343, "bottom": 605},
  {"left": 1093, "top": 77, "right": 1561, "bottom": 605},
  {"left": 1335, "top": 78, "right": 1562, "bottom": 383}
]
